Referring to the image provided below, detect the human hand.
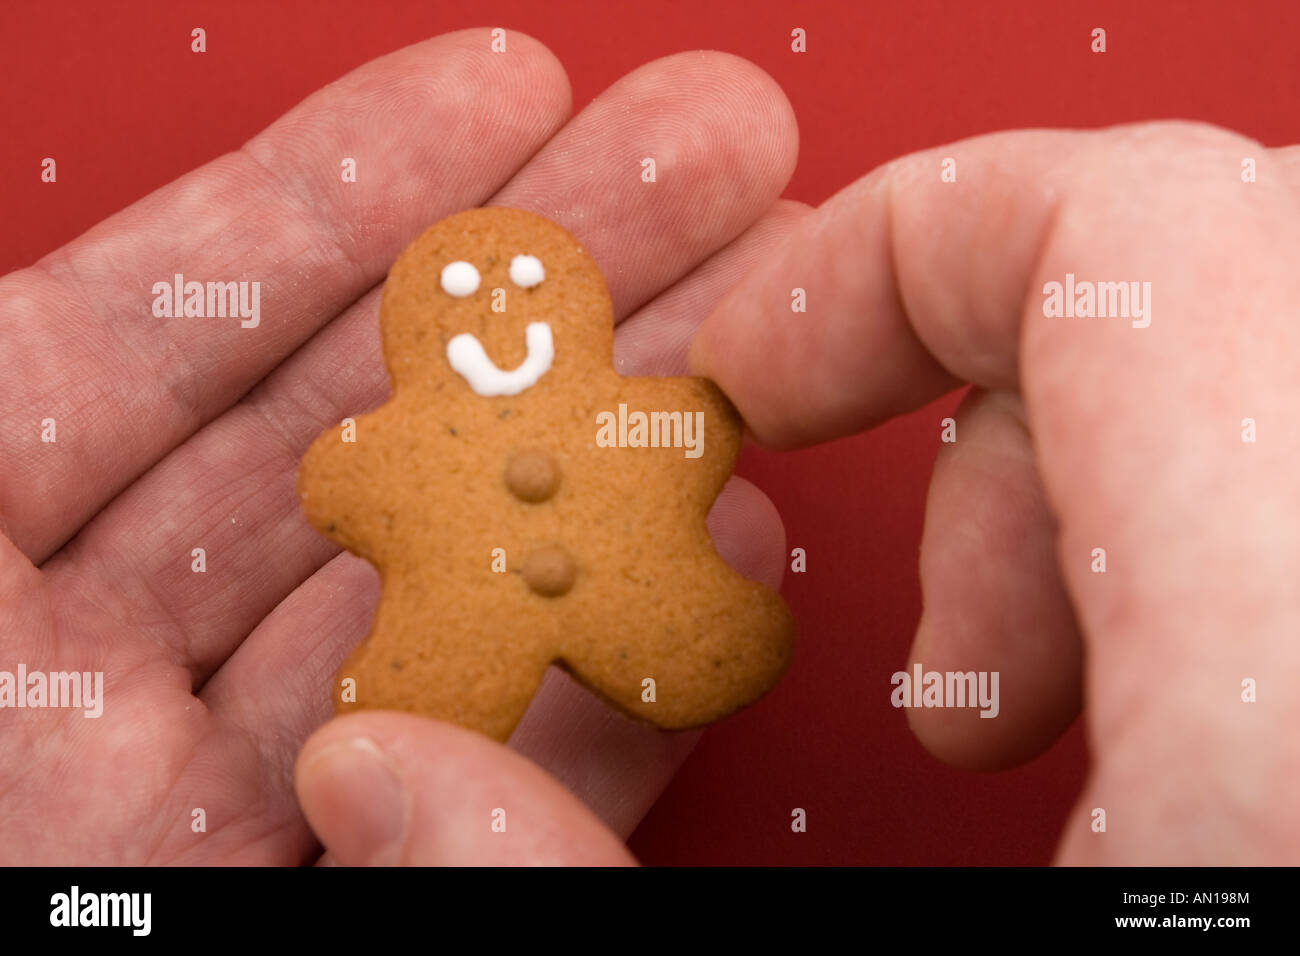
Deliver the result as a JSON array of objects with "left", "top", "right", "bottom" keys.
[
  {"left": 692, "top": 122, "right": 1300, "bottom": 864},
  {"left": 0, "top": 31, "right": 802, "bottom": 864}
]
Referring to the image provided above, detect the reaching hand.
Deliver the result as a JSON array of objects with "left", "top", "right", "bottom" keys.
[{"left": 693, "top": 123, "right": 1300, "bottom": 864}]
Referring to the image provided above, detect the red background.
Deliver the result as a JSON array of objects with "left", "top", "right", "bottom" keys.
[{"left": 4, "top": 0, "right": 1297, "bottom": 864}]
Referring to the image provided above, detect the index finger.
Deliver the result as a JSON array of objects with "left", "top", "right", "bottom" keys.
[{"left": 691, "top": 122, "right": 1299, "bottom": 450}]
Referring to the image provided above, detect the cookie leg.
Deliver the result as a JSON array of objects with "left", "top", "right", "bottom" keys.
[
  {"left": 297, "top": 420, "right": 381, "bottom": 557},
  {"left": 334, "top": 584, "right": 555, "bottom": 742},
  {"left": 558, "top": 575, "right": 795, "bottom": 730}
]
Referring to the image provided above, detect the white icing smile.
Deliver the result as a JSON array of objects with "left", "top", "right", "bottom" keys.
[{"left": 447, "top": 322, "right": 554, "bottom": 396}]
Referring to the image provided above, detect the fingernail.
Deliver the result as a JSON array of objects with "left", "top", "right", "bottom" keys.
[{"left": 299, "top": 736, "right": 408, "bottom": 866}]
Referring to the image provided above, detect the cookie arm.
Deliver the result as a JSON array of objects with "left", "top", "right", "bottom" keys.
[
  {"left": 607, "top": 374, "right": 743, "bottom": 511},
  {"left": 297, "top": 418, "right": 377, "bottom": 557}
]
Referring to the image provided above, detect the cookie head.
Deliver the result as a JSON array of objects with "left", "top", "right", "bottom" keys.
[{"left": 379, "top": 208, "right": 614, "bottom": 397}]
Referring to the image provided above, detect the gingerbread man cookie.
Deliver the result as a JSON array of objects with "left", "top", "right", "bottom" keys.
[{"left": 298, "top": 208, "right": 794, "bottom": 741}]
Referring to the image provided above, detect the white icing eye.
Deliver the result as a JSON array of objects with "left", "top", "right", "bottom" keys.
[
  {"left": 440, "top": 261, "right": 480, "bottom": 297},
  {"left": 509, "top": 254, "right": 545, "bottom": 289}
]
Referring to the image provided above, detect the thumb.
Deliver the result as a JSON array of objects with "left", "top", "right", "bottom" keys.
[{"left": 295, "top": 712, "right": 636, "bottom": 866}]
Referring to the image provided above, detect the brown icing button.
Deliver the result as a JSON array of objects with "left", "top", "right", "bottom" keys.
[
  {"left": 521, "top": 546, "right": 576, "bottom": 597},
  {"left": 505, "top": 448, "right": 560, "bottom": 503}
]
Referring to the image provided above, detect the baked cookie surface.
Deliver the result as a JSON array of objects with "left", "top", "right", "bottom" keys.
[{"left": 298, "top": 207, "right": 794, "bottom": 741}]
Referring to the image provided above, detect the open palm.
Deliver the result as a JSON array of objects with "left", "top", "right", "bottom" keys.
[{"left": 0, "top": 31, "right": 800, "bottom": 864}]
